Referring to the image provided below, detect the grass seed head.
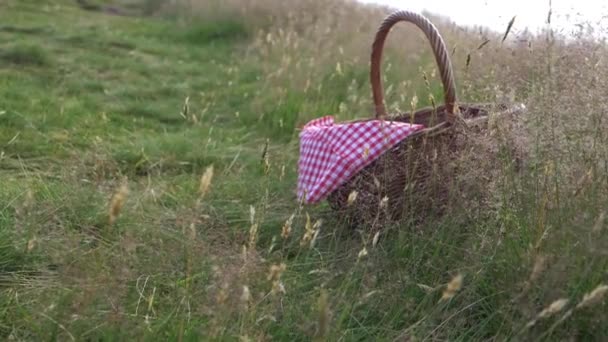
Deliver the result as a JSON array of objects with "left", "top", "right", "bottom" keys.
[
  {"left": 347, "top": 191, "right": 358, "bottom": 206},
  {"left": 441, "top": 274, "right": 463, "bottom": 301},
  {"left": 529, "top": 254, "right": 547, "bottom": 284},
  {"left": 216, "top": 283, "right": 229, "bottom": 305},
  {"left": 180, "top": 96, "right": 190, "bottom": 120},
  {"left": 526, "top": 298, "right": 569, "bottom": 328},
  {"left": 199, "top": 165, "right": 214, "bottom": 198},
  {"left": 538, "top": 298, "right": 569, "bottom": 319},
  {"left": 417, "top": 283, "right": 435, "bottom": 294},
  {"left": 240, "top": 285, "right": 251, "bottom": 311},
  {"left": 410, "top": 95, "right": 419, "bottom": 112},
  {"left": 373, "top": 176, "right": 380, "bottom": 189},
  {"left": 188, "top": 223, "right": 196, "bottom": 241},
  {"left": 108, "top": 182, "right": 129, "bottom": 226},
  {"left": 310, "top": 229, "right": 321, "bottom": 249},
  {"left": 372, "top": 231, "right": 380, "bottom": 248},
  {"left": 27, "top": 238, "right": 36, "bottom": 252},
  {"left": 281, "top": 214, "right": 295, "bottom": 239},
  {"left": 379, "top": 196, "right": 388, "bottom": 210},
  {"left": 249, "top": 205, "right": 256, "bottom": 225},
  {"left": 576, "top": 284, "right": 608, "bottom": 310},
  {"left": 357, "top": 247, "right": 368, "bottom": 260},
  {"left": 268, "top": 263, "right": 287, "bottom": 295},
  {"left": 300, "top": 213, "right": 321, "bottom": 248},
  {"left": 248, "top": 223, "right": 259, "bottom": 250}
]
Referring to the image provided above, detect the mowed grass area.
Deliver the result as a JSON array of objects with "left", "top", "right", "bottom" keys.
[{"left": 1, "top": 0, "right": 608, "bottom": 341}]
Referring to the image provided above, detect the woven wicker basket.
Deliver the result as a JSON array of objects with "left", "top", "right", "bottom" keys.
[{"left": 325, "top": 10, "right": 519, "bottom": 226}]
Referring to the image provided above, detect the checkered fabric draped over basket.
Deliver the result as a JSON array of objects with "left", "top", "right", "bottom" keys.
[{"left": 297, "top": 116, "right": 424, "bottom": 203}]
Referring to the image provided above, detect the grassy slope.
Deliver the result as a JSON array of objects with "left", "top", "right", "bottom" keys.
[{"left": 1, "top": 0, "right": 607, "bottom": 341}]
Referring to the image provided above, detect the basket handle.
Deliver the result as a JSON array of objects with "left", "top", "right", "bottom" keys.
[{"left": 371, "top": 11, "right": 457, "bottom": 121}]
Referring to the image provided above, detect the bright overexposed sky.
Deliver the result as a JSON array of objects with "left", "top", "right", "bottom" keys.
[{"left": 359, "top": 0, "right": 608, "bottom": 38}]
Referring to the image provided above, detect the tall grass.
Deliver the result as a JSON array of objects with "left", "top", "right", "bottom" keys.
[
  {"left": 163, "top": 0, "right": 608, "bottom": 339},
  {"left": 2, "top": 0, "right": 607, "bottom": 340}
]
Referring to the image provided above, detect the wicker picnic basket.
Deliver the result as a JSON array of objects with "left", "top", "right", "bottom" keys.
[{"left": 325, "top": 10, "right": 519, "bottom": 226}]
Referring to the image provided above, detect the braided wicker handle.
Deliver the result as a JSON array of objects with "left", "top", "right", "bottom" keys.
[{"left": 371, "top": 11, "right": 457, "bottom": 121}]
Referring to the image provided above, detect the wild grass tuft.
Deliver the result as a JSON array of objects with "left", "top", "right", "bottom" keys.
[{"left": 1, "top": 44, "right": 51, "bottom": 66}]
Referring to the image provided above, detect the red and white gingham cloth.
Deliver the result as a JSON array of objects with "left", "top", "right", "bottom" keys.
[{"left": 297, "top": 116, "right": 424, "bottom": 204}]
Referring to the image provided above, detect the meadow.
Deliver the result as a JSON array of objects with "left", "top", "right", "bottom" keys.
[{"left": 1, "top": 0, "right": 607, "bottom": 340}]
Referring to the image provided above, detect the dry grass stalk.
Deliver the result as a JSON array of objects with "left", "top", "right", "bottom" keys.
[
  {"left": 313, "top": 289, "right": 331, "bottom": 341},
  {"left": 261, "top": 139, "right": 270, "bottom": 175},
  {"left": 572, "top": 168, "right": 594, "bottom": 197},
  {"left": 249, "top": 205, "right": 256, "bottom": 225},
  {"left": 514, "top": 254, "right": 548, "bottom": 304},
  {"left": 592, "top": 211, "right": 605, "bottom": 233},
  {"left": 180, "top": 96, "right": 190, "bottom": 120},
  {"left": 372, "top": 231, "right": 380, "bottom": 248},
  {"left": 521, "top": 254, "right": 547, "bottom": 295}
]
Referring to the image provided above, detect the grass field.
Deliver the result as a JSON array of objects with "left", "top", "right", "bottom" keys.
[{"left": 1, "top": 0, "right": 607, "bottom": 340}]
